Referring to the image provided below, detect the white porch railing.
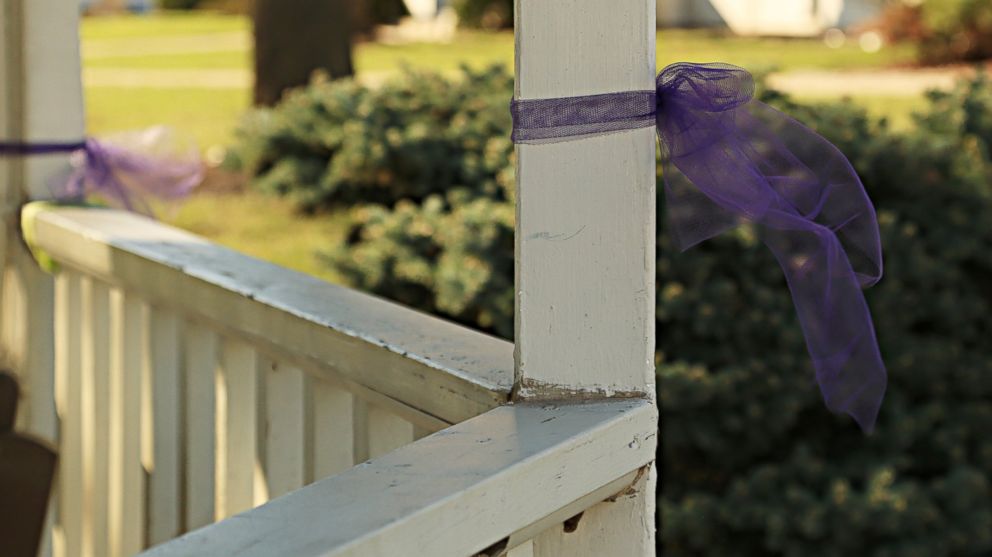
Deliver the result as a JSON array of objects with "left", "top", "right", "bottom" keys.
[
  {"left": 1, "top": 0, "right": 658, "bottom": 555},
  {"left": 6, "top": 207, "right": 656, "bottom": 557},
  {"left": 19, "top": 207, "right": 515, "bottom": 556}
]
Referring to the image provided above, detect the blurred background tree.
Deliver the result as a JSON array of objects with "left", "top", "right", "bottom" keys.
[
  {"left": 351, "top": 0, "right": 410, "bottom": 37},
  {"left": 252, "top": 0, "right": 355, "bottom": 106},
  {"left": 880, "top": 0, "right": 992, "bottom": 64}
]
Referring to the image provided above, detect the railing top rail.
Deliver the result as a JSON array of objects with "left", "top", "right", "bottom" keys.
[
  {"left": 27, "top": 206, "right": 513, "bottom": 424},
  {"left": 137, "top": 399, "right": 656, "bottom": 557}
]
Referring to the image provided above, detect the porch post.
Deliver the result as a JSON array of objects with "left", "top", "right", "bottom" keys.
[
  {"left": 1, "top": 0, "right": 85, "bottom": 437},
  {"left": 513, "top": 0, "right": 658, "bottom": 554},
  {"left": 1, "top": 2, "right": 85, "bottom": 556}
]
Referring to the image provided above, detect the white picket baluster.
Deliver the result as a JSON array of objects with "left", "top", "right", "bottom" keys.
[
  {"left": 147, "top": 309, "right": 182, "bottom": 545},
  {"left": 310, "top": 379, "right": 355, "bottom": 481},
  {"left": 59, "top": 272, "right": 89, "bottom": 557},
  {"left": 216, "top": 338, "right": 264, "bottom": 518},
  {"left": 184, "top": 322, "right": 217, "bottom": 529},
  {"left": 264, "top": 362, "right": 308, "bottom": 498},
  {"left": 120, "top": 294, "right": 148, "bottom": 554},
  {"left": 367, "top": 405, "right": 415, "bottom": 459},
  {"left": 82, "top": 277, "right": 112, "bottom": 557}
]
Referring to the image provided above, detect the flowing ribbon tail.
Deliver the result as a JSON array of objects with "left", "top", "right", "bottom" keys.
[
  {"left": 657, "top": 63, "right": 886, "bottom": 432},
  {"left": 507, "top": 61, "right": 888, "bottom": 431},
  {"left": 763, "top": 222, "right": 886, "bottom": 431},
  {"left": 67, "top": 129, "right": 203, "bottom": 216}
]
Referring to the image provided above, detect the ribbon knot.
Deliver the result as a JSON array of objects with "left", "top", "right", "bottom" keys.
[
  {"left": 657, "top": 62, "right": 754, "bottom": 116},
  {"left": 511, "top": 62, "right": 887, "bottom": 432},
  {"left": 1, "top": 127, "right": 203, "bottom": 216}
]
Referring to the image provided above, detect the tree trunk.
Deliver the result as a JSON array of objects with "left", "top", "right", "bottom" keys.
[
  {"left": 351, "top": 0, "right": 410, "bottom": 37},
  {"left": 253, "top": 0, "right": 354, "bottom": 106}
]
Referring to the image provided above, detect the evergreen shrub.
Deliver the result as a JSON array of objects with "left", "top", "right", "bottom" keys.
[
  {"left": 228, "top": 66, "right": 992, "bottom": 555},
  {"left": 227, "top": 67, "right": 513, "bottom": 212},
  {"left": 451, "top": 0, "right": 513, "bottom": 29},
  {"left": 881, "top": 0, "right": 992, "bottom": 64}
]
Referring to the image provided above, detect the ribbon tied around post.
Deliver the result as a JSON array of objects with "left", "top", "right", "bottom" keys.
[
  {"left": 511, "top": 62, "right": 887, "bottom": 432},
  {"left": 0, "top": 126, "right": 203, "bottom": 216}
]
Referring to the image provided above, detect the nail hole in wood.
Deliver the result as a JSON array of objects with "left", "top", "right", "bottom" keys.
[
  {"left": 473, "top": 536, "right": 509, "bottom": 557},
  {"left": 563, "top": 511, "right": 585, "bottom": 533}
]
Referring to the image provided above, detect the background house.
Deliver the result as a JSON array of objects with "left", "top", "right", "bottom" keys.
[{"left": 657, "top": 0, "right": 884, "bottom": 35}]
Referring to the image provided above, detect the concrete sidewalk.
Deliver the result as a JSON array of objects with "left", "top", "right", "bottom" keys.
[{"left": 767, "top": 67, "right": 968, "bottom": 97}]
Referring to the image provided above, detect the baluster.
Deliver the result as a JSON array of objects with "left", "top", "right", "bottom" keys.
[
  {"left": 55, "top": 272, "right": 83, "bottom": 557},
  {"left": 215, "top": 338, "right": 263, "bottom": 518},
  {"left": 309, "top": 378, "right": 354, "bottom": 481},
  {"left": 108, "top": 288, "right": 125, "bottom": 557},
  {"left": 147, "top": 309, "right": 182, "bottom": 545},
  {"left": 119, "top": 294, "right": 147, "bottom": 555},
  {"left": 352, "top": 398, "right": 370, "bottom": 465},
  {"left": 508, "top": 540, "right": 535, "bottom": 557},
  {"left": 78, "top": 277, "right": 110, "bottom": 557},
  {"left": 183, "top": 321, "right": 217, "bottom": 529},
  {"left": 263, "top": 362, "right": 307, "bottom": 498},
  {"left": 367, "top": 405, "right": 414, "bottom": 459}
]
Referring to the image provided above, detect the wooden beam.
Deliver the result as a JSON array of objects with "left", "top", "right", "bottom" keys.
[{"left": 137, "top": 400, "right": 656, "bottom": 557}]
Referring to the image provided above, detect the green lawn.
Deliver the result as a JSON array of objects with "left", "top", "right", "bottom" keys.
[
  {"left": 82, "top": 14, "right": 913, "bottom": 73},
  {"left": 86, "top": 87, "right": 249, "bottom": 149},
  {"left": 166, "top": 191, "right": 349, "bottom": 282},
  {"left": 86, "top": 50, "right": 249, "bottom": 69},
  {"left": 79, "top": 12, "right": 926, "bottom": 283},
  {"left": 81, "top": 11, "right": 245, "bottom": 39}
]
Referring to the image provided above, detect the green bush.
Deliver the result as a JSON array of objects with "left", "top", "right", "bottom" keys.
[
  {"left": 227, "top": 66, "right": 514, "bottom": 212},
  {"left": 325, "top": 190, "right": 515, "bottom": 335},
  {"left": 451, "top": 0, "right": 513, "bottom": 29},
  {"left": 232, "top": 67, "right": 992, "bottom": 555},
  {"left": 881, "top": 0, "right": 992, "bottom": 64}
]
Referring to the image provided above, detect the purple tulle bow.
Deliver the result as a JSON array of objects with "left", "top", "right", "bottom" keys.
[
  {"left": 511, "top": 62, "right": 886, "bottom": 432},
  {"left": 1, "top": 126, "right": 203, "bottom": 215}
]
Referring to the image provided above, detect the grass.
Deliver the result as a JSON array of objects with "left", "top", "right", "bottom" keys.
[
  {"left": 82, "top": 14, "right": 914, "bottom": 73},
  {"left": 85, "top": 87, "right": 249, "bottom": 149},
  {"left": 80, "top": 11, "right": 245, "bottom": 39},
  {"left": 86, "top": 50, "right": 249, "bottom": 69},
  {"left": 78, "top": 11, "right": 928, "bottom": 283},
  {"left": 163, "top": 191, "right": 350, "bottom": 283}
]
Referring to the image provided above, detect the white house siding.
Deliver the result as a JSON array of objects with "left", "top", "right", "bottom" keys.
[
  {"left": 404, "top": 0, "right": 441, "bottom": 19},
  {"left": 657, "top": 0, "right": 882, "bottom": 35}
]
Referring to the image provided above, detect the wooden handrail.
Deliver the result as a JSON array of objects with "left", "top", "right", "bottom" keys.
[
  {"left": 138, "top": 399, "right": 656, "bottom": 557},
  {"left": 26, "top": 206, "right": 513, "bottom": 424}
]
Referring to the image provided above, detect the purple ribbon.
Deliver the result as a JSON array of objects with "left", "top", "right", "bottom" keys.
[
  {"left": 1, "top": 128, "right": 203, "bottom": 215},
  {"left": 512, "top": 62, "right": 886, "bottom": 432}
]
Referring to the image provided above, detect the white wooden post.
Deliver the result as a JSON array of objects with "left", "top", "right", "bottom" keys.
[
  {"left": 0, "top": 0, "right": 86, "bottom": 429},
  {"left": 514, "top": 0, "right": 658, "bottom": 554},
  {"left": 1, "top": 3, "right": 85, "bottom": 556}
]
